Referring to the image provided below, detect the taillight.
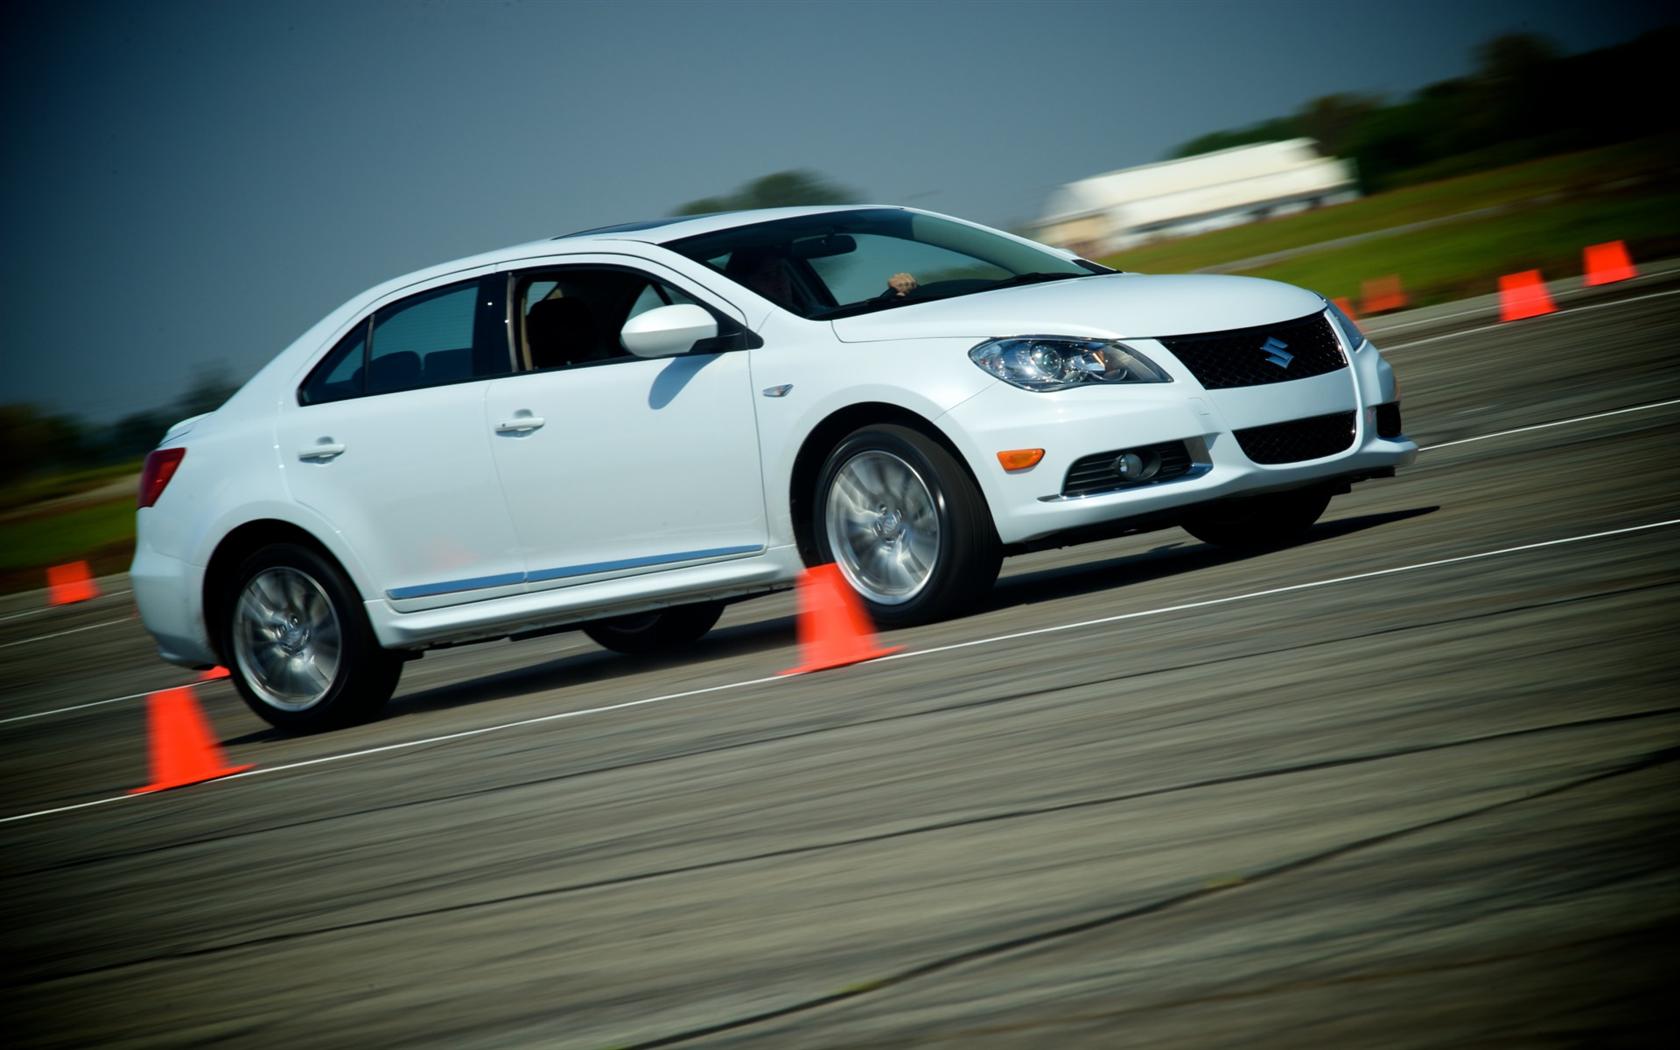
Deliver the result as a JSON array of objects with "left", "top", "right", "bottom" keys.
[{"left": 138, "top": 448, "right": 186, "bottom": 508}]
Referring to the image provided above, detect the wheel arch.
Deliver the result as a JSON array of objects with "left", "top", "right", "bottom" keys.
[
  {"left": 788, "top": 401, "right": 992, "bottom": 566},
  {"left": 201, "top": 519, "right": 357, "bottom": 662}
]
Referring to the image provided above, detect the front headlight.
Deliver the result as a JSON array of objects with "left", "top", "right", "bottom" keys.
[
  {"left": 1324, "top": 299, "right": 1366, "bottom": 352},
  {"left": 969, "top": 336, "right": 1169, "bottom": 392}
]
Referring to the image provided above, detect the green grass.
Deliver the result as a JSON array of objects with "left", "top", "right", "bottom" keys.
[
  {"left": 0, "top": 498, "right": 136, "bottom": 591},
  {"left": 1098, "top": 136, "right": 1679, "bottom": 277},
  {"left": 1243, "top": 189, "right": 1680, "bottom": 307}
]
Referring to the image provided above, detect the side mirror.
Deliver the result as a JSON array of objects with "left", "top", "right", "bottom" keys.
[{"left": 620, "top": 304, "right": 718, "bottom": 358}]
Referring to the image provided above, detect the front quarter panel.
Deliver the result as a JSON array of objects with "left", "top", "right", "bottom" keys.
[{"left": 748, "top": 314, "right": 994, "bottom": 544}]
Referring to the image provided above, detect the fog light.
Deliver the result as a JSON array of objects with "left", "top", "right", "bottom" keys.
[{"left": 1112, "top": 449, "right": 1161, "bottom": 482}]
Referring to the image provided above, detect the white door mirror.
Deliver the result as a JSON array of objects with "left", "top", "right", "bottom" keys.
[{"left": 620, "top": 304, "right": 719, "bottom": 358}]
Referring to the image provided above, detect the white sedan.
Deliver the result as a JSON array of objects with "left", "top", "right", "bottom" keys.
[{"left": 133, "top": 206, "right": 1415, "bottom": 730}]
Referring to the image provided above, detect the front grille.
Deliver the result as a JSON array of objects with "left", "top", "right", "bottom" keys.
[
  {"left": 1375, "top": 402, "right": 1403, "bottom": 438},
  {"left": 1157, "top": 312, "right": 1345, "bottom": 389},
  {"left": 1235, "top": 411, "right": 1356, "bottom": 464},
  {"left": 1062, "top": 441, "right": 1194, "bottom": 497}
]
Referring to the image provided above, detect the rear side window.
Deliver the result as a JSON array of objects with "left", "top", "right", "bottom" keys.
[
  {"left": 299, "top": 323, "right": 367, "bottom": 405},
  {"left": 298, "top": 276, "right": 512, "bottom": 404},
  {"left": 369, "top": 284, "right": 477, "bottom": 394}
]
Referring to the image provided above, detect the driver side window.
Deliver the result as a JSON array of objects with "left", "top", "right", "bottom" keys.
[
  {"left": 514, "top": 268, "right": 709, "bottom": 372},
  {"left": 627, "top": 281, "right": 698, "bottom": 322}
]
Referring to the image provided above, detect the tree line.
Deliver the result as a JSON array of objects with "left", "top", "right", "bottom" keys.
[
  {"left": 675, "top": 170, "right": 860, "bottom": 216},
  {"left": 1170, "top": 28, "right": 1679, "bottom": 192},
  {"left": 0, "top": 367, "right": 240, "bottom": 484}
]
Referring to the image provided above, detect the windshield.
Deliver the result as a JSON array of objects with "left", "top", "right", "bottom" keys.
[{"left": 667, "top": 208, "right": 1107, "bottom": 319}]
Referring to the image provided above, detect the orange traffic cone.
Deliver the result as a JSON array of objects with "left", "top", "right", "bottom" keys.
[
  {"left": 1583, "top": 241, "right": 1637, "bottom": 286},
  {"left": 1360, "top": 275, "right": 1408, "bottom": 314},
  {"left": 198, "top": 666, "right": 231, "bottom": 682},
  {"left": 130, "top": 687, "right": 253, "bottom": 794},
  {"left": 46, "top": 561, "right": 100, "bottom": 605},
  {"left": 1498, "top": 270, "right": 1557, "bottom": 322},
  {"left": 780, "top": 564, "right": 903, "bottom": 675}
]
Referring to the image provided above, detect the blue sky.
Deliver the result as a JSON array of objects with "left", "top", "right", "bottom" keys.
[{"left": 2, "top": 0, "right": 1669, "bottom": 419}]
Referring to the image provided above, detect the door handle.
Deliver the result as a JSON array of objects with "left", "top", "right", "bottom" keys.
[
  {"left": 495, "top": 415, "right": 546, "bottom": 434},
  {"left": 298, "top": 441, "right": 346, "bottom": 461}
]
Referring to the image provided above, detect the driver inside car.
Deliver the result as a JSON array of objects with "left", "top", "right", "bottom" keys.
[
  {"left": 729, "top": 246, "right": 919, "bottom": 311},
  {"left": 726, "top": 247, "right": 805, "bottom": 311},
  {"left": 884, "top": 271, "right": 918, "bottom": 298}
]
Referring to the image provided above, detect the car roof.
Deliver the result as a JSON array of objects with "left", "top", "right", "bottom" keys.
[
  {"left": 360, "top": 205, "right": 910, "bottom": 300},
  {"left": 359, "top": 206, "right": 904, "bottom": 297},
  {"left": 554, "top": 205, "right": 898, "bottom": 246}
]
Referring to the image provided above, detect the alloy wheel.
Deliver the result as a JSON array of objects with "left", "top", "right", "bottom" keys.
[
  {"left": 823, "top": 449, "right": 941, "bottom": 605},
  {"left": 231, "top": 566, "right": 343, "bottom": 711}
]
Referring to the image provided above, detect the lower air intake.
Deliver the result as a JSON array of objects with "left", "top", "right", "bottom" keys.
[
  {"left": 1234, "top": 411, "right": 1356, "bottom": 464},
  {"left": 1375, "top": 402, "right": 1403, "bottom": 439},
  {"left": 1062, "top": 441, "right": 1194, "bottom": 497}
]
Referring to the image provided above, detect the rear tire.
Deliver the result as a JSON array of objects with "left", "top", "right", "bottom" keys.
[
  {"left": 220, "top": 542, "right": 400, "bottom": 733},
  {"left": 582, "top": 601, "right": 725, "bottom": 655},
  {"left": 1182, "top": 487, "right": 1332, "bottom": 550},
  {"left": 813, "top": 424, "right": 999, "bottom": 628}
]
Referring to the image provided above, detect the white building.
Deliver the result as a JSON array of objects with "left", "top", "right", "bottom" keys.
[{"left": 1036, "top": 139, "right": 1358, "bottom": 258}]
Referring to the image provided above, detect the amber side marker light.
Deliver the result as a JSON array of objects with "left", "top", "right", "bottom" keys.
[{"left": 996, "top": 448, "right": 1045, "bottom": 472}]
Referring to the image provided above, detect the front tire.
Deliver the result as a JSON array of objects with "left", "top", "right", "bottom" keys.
[
  {"left": 813, "top": 424, "right": 999, "bottom": 628},
  {"left": 1182, "top": 487, "right": 1332, "bottom": 550},
  {"left": 582, "top": 601, "right": 725, "bottom": 655},
  {"left": 220, "top": 542, "right": 401, "bottom": 732}
]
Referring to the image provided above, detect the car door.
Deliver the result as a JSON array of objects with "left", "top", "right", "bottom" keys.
[
  {"left": 482, "top": 260, "right": 767, "bottom": 591},
  {"left": 276, "top": 271, "right": 525, "bottom": 608}
]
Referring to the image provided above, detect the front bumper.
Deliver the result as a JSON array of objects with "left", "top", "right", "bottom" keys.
[{"left": 939, "top": 364, "right": 1417, "bottom": 546}]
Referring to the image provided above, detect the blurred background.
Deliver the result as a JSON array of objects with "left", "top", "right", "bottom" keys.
[{"left": 1, "top": 0, "right": 1674, "bottom": 586}]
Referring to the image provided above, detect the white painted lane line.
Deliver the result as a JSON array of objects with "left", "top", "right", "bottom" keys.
[
  {"left": 0, "top": 688, "right": 159, "bottom": 727},
  {"left": 0, "top": 793, "right": 135, "bottom": 824},
  {"left": 2, "top": 645, "right": 543, "bottom": 728},
  {"left": 4, "top": 517, "right": 1674, "bottom": 827},
  {"left": 0, "top": 619, "right": 131, "bottom": 651},
  {"left": 0, "top": 589, "right": 132, "bottom": 624},
  {"left": 872, "top": 519, "right": 1680, "bottom": 666},
  {"left": 1383, "top": 287, "right": 1680, "bottom": 352},
  {"left": 0, "top": 672, "right": 789, "bottom": 825},
  {"left": 219, "top": 672, "right": 791, "bottom": 781},
  {"left": 1421, "top": 399, "right": 1680, "bottom": 451}
]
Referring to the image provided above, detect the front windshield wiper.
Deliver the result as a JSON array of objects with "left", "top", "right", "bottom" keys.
[
  {"left": 813, "top": 298, "right": 919, "bottom": 321},
  {"left": 812, "top": 270, "right": 1098, "bottom": 321},
  {"left": 988, "top": 271, "right": 1094, "bottom": 290}
]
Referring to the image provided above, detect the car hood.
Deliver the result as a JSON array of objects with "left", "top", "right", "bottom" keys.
[{"left": 829, "top": 273, "right": 1326, "bottom": 343}]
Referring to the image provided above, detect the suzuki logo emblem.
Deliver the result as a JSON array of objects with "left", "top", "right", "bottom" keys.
[{"left": 1261, "top": 336, "right": 1293, "bottom": 368}]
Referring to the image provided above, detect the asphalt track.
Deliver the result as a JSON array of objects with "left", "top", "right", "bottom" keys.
[{"left": 3, "top": 274, "right": 1678, "bottom": 1048}]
